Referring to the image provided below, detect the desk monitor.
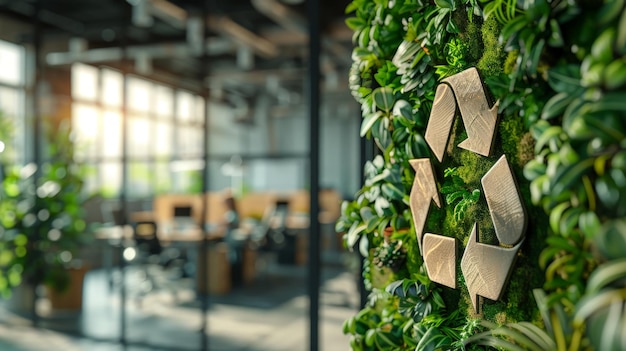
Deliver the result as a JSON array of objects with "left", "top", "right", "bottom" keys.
[
  {"left": 173, "top": 205, "right": 193, "bottom": 218},
  {"left": 173, "top": 205, "right": 195, "bottom": 229}
]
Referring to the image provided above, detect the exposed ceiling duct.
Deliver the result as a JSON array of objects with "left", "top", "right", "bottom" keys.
[
  {"left": 7, "top": 0, "right": 352, "bottom": 105},
  {"left": 126, "top": 0, "right": 278, "bottom": 59},
  {"left": 251, "top": 0, "right": 307, "bottom": 38},
  {"left": 208, "top": 16, "right": 278, "bottom": 58},
  {"left": 46, "top": 39, "right": 233, "bottom": 66},
  {"left": 0, "top": 0, "right": 84, "bottom": 34}
]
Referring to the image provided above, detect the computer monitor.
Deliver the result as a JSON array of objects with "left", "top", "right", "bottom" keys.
[
  {"left": 172, "top": 205, "right": 194, "bottom": 229},
  {"left": 173, "top": 205, "right": 193, "bottom": 218}
]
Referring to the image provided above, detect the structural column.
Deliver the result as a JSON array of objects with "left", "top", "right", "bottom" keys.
[{"left": 307, "top": 0, "right": 321, "bottom": 349}]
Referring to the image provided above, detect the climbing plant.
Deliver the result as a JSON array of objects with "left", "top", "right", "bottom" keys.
[{"left": 340, "top": 0, "right": 626, "bottom": 350}]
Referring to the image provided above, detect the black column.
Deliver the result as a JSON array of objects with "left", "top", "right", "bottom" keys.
[
  {"left": 119, "top": 25, "right": 129, "bottom": 348},
  {"left": 31, "top": 0, "right": 42, "bottom": 327},
  {"left": 200, "top": 2, "right": 211, "bottom": 350},
  {"left": 307, "top": 0, "right": 321, "bottom": 350},
  {"left": 358, "top": 134, "right": 374, "bottom": 308}
]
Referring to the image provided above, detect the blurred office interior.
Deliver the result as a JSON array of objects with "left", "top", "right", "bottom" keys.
[{"left": 0, "top": 0, "right": 363, "bottom": 350}]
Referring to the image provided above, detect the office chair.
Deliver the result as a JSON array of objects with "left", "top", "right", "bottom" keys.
[{"left": 130, "top": 220, "right": 185, "bottom": 303}]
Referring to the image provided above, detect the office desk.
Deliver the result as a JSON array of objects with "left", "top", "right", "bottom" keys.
[
  {"left": 94, "top": 224, "right": 224, "bottom": 243},
  {"left": 94, "top": 223, "right": 254, "bottom": 295}
]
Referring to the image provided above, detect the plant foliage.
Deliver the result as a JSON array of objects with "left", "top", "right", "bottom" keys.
[{"left": 342, "top": 0, "right": 626, "bottom": 350}]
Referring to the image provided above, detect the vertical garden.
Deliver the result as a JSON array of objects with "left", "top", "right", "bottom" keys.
[{"left": 337, "top": 0, "right": 626, "bottom": 349}]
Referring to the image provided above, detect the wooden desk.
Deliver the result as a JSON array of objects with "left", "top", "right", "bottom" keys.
[{"left": 94, "top": 224, "right": 224, "bottom": 243}]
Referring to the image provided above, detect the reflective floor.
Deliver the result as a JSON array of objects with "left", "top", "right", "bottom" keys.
[{"left": 0, "top": 253, "right": 359, "bottom": 351}]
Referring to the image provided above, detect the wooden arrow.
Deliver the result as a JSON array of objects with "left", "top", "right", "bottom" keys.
[
  {"left": 423, "top": 233, "right": 457, "bottom": 289},
  {"left": 425, "top": 83, "right": 457, "bottom": 163},
  {"left": 482, "top": 155, "right": 527, "bottom": 246},
  {"left": 461, "top": 223, "right": 523, "bottom": 313},
  {"left": 409, "top": 158, "right": 441, "bottom": 254},
  {"left": 425, "top": 68, "right": 499, "bottom": 162},
  {"left": 443, "top": 67, "right": 499, "bottom": 158}
]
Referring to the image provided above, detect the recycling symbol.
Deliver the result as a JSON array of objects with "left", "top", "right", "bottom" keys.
[{"left": 409, "top": 67, "right": 527, "bottom": 313}]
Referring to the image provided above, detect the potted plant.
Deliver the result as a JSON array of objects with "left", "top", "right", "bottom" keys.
[{"left": 0, "top": 120, "right": 88, "bottom": 312}]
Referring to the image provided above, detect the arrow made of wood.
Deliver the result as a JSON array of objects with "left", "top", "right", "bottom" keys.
[
  {"left": 409, "top": 158, "right": 441, "bottom": 254},
  {"left": 461, "top": 223, "right": 524, "bottom": 313},
  {"left": 425, "top": 67, "right": 499, "bottom": 162},
  {"left": 482, "top": 155, "right": 527, "bottom": 246},
  {"left": 423, "top": 233, "right": 457, "bottom": 289}
]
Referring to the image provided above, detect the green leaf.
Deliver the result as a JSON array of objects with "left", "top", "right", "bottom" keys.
[
  {"left": 579, "top": 211, "right": 601, "bottom": 238},
  {"left": 347, "top": 222, "right": 367, "bottom": 249},
  {"left": 574, "top": 288, "right": 626, "bottom": 325},
  {"left": 591, "top": 28, "right": 616, "bottom": 64},
  {"left": 549, "top": 202, "right": 570, "bottom": 234},
  {"left": 416, "top": 326, "right": 451, "bottom": 351},
  {"left": 597, "top": 0, "right": 625, "bottom": 25},
  {"left": 535, "top": 126, "right": 563, "bottom": 154},
  {"left": 524, "top": 159, "right": 547, "bottom": 180},
  {"left": 374, "top": 197, "right": 390, "bottom": 217},
  {"left": 373, "top": 117, "right": 391, "bottom": 151},
  {"left": 375, "top": 330, "right": 401, "bottom": 349},
  {"left": 359, "top": 235, "right": 369, "bottom": 258},
  {"left": 434, "top": 0, "right": 453, "bottom": 9},
  {"left": 548, "top": 19, "right": 564, "bottom": 47},
  {"left": 528, "top": 39, "right": 545, "bottom": 75},
  {"left": 551, "top": 158, "right": 594, "bottom": 198},
  {"left": 392, "top": 99, "right": 413, "bottom": 120},
  {"left": 595, "top": 173, "right": 620, "bottom": 209},
  {"left": 360, "top": 111, "right": 384, "bottom": 137},
  {"left": 381, "top": 183, "right": 404, "bottom": 201},
  {"left": 346, "top": 17, "right": 365, "bottom": 31},
  {"left": 617, "top": 7, "right": 626, "bottom": 55},
  {"left": 508, "top": 322, "right": 555, "bottom": 351},
  {"left": 586, "top": 258, "right": 626, "bottom": 294},
  {"left": 559, "top": 207, "right": 584, "bottom": 236},
  {"left": 603, "top": 59, "right": 626, "bottom": 90},
  {"left": 439, "top": 185, "right": 456, "bottom": 195},
  {"left": 594, "top": 220, "right": 626, "bottom": 260},
  {"left": 500, "top": 16, "right": 528, "bottom": 42},
  {"left": 372, "top": 87, "right": 396, "bottom": 113},
  {"left": 587, "top": 92, "right": 626, "bottom": 114},
  {"left": 530, "top": 175, "right": 549, "bottom": 204},
  {"left": 365, "top": 328, "right": 376, "bottom": 347},
  {"left": 360, "top": 207, "right": 378, "bottom": 232},
  {"left": 547, "top": 65, "right": 581, "bottom": 94},
  {"left": 541, "top": 92, "right": 574, "bottom": 120},
  {"left": 470, "top": 189, "right": 480, "bottom": 202},
  {"left": 409, "top": 134, "right": 430, "bottom": 158},
  {"left": 392, "top": 41, "right": 422, "bottom": 67},
  {"left": 445, "top": 191, "right": 464, "bottom": 205},
  {"left": 488, "top": 326, "right": 544, "bottom": 351}
]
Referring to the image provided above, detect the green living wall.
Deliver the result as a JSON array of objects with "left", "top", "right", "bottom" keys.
[{"left": 337, "top": 0, "right": 626, "bottom": 350}]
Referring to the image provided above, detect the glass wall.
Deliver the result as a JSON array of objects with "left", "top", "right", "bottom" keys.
[
  {"left": 0, "top": 39, "right": 25, "bottom": 165},
  {"left": 71, "top": 63, "right": 205, "bottom": 198}
]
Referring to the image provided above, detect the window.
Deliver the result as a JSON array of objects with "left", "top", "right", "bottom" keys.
[
  {"left": 71, "top": 64, "right": 205, "bottom": 198},
  {"left": 0, "top": 39, "right": 25, "bottom": 164}
]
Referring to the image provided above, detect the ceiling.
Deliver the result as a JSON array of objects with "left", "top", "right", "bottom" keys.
[{"left": 0, "top": 0, "right": 353, "bottom": 101}]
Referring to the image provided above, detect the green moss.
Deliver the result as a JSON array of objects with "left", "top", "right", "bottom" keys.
[
  {"left": 457, "top": 150, "right": 492, "bottom": 187},
  {"left": 477, "top": 16, "right": 506, "bottom": 77},
  {"left": 518, "top": 132, "right": 535, "bottom": 166},
  {"left": 499, "top": 115, "right": 525, "bottom": 168},
  {"left": 461, "top": 19, "right": 484, "bottom": 66},
  {"left": 370, "top": 259, "right": 395, "bottom": 289},
  {"left": 425, "top": 205, "right": 446, "bottom": 237},
  {"left": 504, "top": 50, "right": 519, "bottom": 75},
  {"left": 404, "top": 225, "right": 424, "bottom": 275}
]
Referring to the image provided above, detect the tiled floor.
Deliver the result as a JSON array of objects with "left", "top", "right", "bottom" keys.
[{"left": 0, "top": 253, "right": 360, "bottom": 351}]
